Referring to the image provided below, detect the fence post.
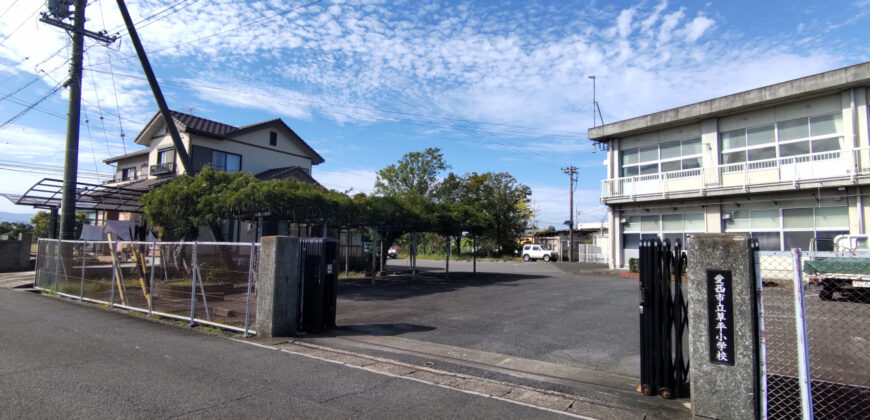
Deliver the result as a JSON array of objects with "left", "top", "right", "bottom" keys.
[
  {"left": 79, "top": 241, "right": 86, "bottom": 301},
  {"left": 243, "top": 242, "right": 256, "bottom": 337},
  {"left": 791, "top": 248, "right": 814, "bottom": 420},
  {"left": 189, "top": 241, "right": 198, "bottom": 325},
  {"left": 110, "top": 240, "right": 117, "bottom": 307},
  {"left": 755, "top": 245, "right": 768, "bottom": 420},
  {"left": 149, "top": 241, "right": 156, "bottom": 315}
]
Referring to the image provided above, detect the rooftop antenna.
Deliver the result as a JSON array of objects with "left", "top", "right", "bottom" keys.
[
  {"left": 588, "top": 75, "right": 608, "bottom": 152},
  {"left": 186, "top": 106, "right": 199, "bottom": 115},
  {"left": 589, "top": 75, "right": 604, "bottom": 127}
]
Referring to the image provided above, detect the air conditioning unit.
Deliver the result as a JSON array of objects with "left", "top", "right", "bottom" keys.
[{"left": 721, "top": 211, "right": 734, "bottom": 221}]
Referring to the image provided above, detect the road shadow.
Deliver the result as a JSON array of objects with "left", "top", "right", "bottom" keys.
[{"left": 338, "top": 272, "right": 549, "bottom": 302}]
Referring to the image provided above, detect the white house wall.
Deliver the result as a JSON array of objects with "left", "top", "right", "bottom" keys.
[{"left": 190, "top": 134, "right": 312, "bottom": 175}]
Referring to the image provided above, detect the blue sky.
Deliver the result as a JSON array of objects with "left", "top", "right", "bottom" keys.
[{"left": 1, "top": 0, "right": 869, "bottom": 227}]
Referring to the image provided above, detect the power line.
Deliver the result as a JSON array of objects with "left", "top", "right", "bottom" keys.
[
  {"left": 0, "top": 0, "right": 22, "bottom": 20},
  {"left": 82, "top": 66, "right": 585, "bottom": 140},
  {"left": 90, "top": 0, "right": 325, "bottom": 67},
  {"left": 0, "top": 81, "right": 66, "bottom": 130},
  {"left": 0, "top": 3, "right": 43, "bottom": 46}
]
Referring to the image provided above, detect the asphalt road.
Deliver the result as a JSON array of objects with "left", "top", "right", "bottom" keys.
[
  {"left": 0, "top": 287, "right": 570, "bottom": 419},
  {"left": 339, "top": 258, "right": 641, "bottom": 378}
]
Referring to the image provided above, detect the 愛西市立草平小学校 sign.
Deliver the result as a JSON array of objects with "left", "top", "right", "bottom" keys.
[{"left": 707, "top": 270, "right": 735, "bottom": 365}]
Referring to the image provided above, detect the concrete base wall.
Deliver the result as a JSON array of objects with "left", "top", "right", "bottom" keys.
[{"left": 0, "top": 234, "right": 32, "bottom": 272}]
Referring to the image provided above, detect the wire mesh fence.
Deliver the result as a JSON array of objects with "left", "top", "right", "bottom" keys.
[
  {"left": 758, "top": 250, "right": 870, "bottom": 419},
  {"left": 35, "top": 239, "right": 259, "bottom": 335}
]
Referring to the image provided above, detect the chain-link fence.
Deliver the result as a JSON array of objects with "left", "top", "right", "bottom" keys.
[
  {"left": 758, "top": 250, "right": 870, "bottom": 419},
  {"left": 35, "top": 239, "right": 259, "bottom": 335}
]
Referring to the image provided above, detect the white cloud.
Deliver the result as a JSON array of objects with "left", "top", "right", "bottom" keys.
[
  {"left": 682, "top": 15, "right": 715, "bottom": 42},
  {"left": 314, "top": 168, "right": 377, "bottom": 194},
  {"left": 616, "top": 8, "right": 635, "bottom": 38}
]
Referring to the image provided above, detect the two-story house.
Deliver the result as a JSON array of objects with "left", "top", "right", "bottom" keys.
[
  {"left": 589, "top": 62, "right": 870, "bottom": 269},
  {"left": 99, "top": 110, "right": 325, "bottom": 240}
]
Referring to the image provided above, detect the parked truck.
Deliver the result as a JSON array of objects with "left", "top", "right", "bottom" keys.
[{"left": 804, "top": 235, "right": 870, "bottom": 300}]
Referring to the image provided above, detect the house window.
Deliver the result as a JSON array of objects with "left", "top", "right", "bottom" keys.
[
  {"left": 724, "top": 206, "right": 849, "bottom": 251},
  {"left": 719, "top": 113, "right": 843, "bottom": 165},
  {"left": 269, "top": 131, "right": 277, "bottom": 146},
  {"left": 191, "top": 145, "right": 242, "bottom": 173},
  {"left": 157, "top": 148, "right": 175, "bottom": 164},
  {"left": 120, "top": 167, "right": 137, "bottom": 180},
  {"left": 620, "top": 138, "right": 701, "bottom": 177}
]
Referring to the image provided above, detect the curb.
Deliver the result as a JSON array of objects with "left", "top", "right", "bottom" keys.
[{"left": 238, "top": 337, "right": 689, "bottom": 420}]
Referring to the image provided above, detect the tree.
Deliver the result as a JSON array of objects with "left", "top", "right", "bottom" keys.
[
  {"left": 142, "top": 167, "right": 260, "bottom": 240},
  {"left": 0, "top": 222, "right": 32, "bottom": 239},
  {"left": 31, "top": 211, "right": 90, "bottom": 239},
  {"left": 374, "top": 147, "right": 449, "bottom": 200},
  {"left": 460, "top": 172, "right": 533, "bottom": 256}
]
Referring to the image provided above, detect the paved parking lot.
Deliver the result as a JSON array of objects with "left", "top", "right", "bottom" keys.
[{"left": 335, "top": 258, "right": 640, "bottom": 378}]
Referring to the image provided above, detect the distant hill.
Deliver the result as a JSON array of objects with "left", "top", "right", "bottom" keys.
[{"left": 0, "top": 212, "right": 35, "bottom": 224}]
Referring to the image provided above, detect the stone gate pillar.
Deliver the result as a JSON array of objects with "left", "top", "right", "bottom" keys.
[{"left": 687, "top": 233, "right": 760, "bottom": 420}]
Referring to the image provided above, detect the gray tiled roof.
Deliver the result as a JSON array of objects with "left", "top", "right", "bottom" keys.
[
  {"left": 255, "top": 166, "right": 318, "bottom": 184},
  {"left": 170, "top": 110, "right": 238, "bottom": 137},
  {"left": 103, "top": 148, "right": 149, "bottom": 163}
]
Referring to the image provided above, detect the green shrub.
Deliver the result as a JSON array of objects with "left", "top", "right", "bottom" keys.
[{"left": 629, "top": 258, "right": 638, "bottom": 273}]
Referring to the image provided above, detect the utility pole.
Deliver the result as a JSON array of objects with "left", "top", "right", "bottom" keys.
[
  {"left": 563, "top": 166, "right": 578, "bottom": 262},
  {"left": 41, "top": 0, "right": 117, "bottom": 239}
]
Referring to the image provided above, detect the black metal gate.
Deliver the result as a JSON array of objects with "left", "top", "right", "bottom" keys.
[{"left": 639, "top": 238, "right": 690, "bottom": 399}]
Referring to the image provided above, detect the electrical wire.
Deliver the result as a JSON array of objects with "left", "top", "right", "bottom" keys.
[
  {"left": 81, "top": 105, "right": 106, "bottom": 183},
  {"left": 85, "top": 49, "right": 122, "bottom": 158},
  {"left": 90, "top": 0, "right": 325, "bottom": 67},
  {"left": 82, "top": 67, "right": 586, "bottom": 142},
  {"left": 0, "top": 81, "right": 66, "bottom": 130},
  {"left": 0, "top": 3, "right": 42, "bottom": 46},
  {"left": 0, "top": 0, "right": 22, "bottom": 20}
]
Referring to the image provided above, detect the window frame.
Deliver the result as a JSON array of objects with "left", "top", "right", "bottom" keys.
[
  {"left": 620, "top": 138, "right": 703, "bottom": 178},
  {"left": 719, "top": 112, "right": 843, "bottom": 165},
  {"left": 191, "top": 145, "right": 243, "bottom": 173}
]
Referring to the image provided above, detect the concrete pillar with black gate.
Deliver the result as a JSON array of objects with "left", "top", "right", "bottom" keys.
[
  {"left": 687, "top": 233, "right": 760, "bottom": 420},
  {"left": 255, "top": 236, "right": 302, "bottom": 338}
]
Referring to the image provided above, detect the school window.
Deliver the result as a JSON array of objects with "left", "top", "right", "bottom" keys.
[
  {"left": 719, "top": 113, "right": 843, "bottom": 165},
  {"left": 620, "top": 138, "right": 701, "bottom": 177},
  {"left": 622, "top": 212, "right": 705, "bottom": 250},
  {"left": 724, "top": 206, "right": 849, "bottom": 251}
]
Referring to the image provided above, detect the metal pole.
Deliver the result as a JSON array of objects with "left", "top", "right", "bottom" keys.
[
  {"left": 149, "top": 241, "right": 156, "bottom": 315},
  {"left": 79, "top": 241, "right": 86, "bottom": 300},
  {"left": 243, "top": 242, "right": 256, "bottom": 337},
  {"left": 110, "top": 240, "right": 117, "bottom": 307},
  {"left": 59, "top": 0, "right": 86, "bottom": 240},
  {"left": 345, "top": 229, "right": 350, "bottom": 278},
  {"left": 756, "top": 246, "right": 769, "bottom": 420},
  {"left": 791, "top": 248, "right": 814, "bottom": 420},
  {"left": 189, "top": 242, "right": 198, "bottom": 325},
  {"left": 473, "top": 235, "right": 476, "bottom": 274},
  {"left": 114, "top": 0, "right": 193, "bottom": 173}
]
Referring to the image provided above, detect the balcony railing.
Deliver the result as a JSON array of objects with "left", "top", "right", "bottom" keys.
[
  {"left": 601, "top": 147, "right": 870, "bottom": 201},
  {"left": 149, "top": 162, "right": 175, "bottom": 176},
  {"left": 102, "top": 174, "right": 144, "bottom": 185}
]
